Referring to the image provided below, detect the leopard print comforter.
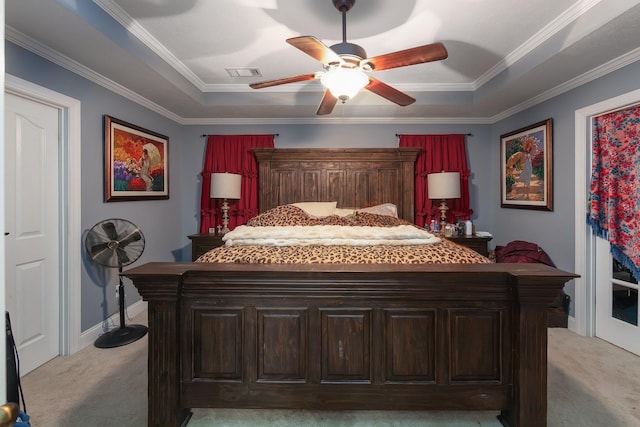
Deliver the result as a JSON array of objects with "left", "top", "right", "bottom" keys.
[
  {"left": 197, "top": 238, "right": 489, "bottom": 264},
  {"left": 196, "top": 205, "right": 490, "bottom": 265}
]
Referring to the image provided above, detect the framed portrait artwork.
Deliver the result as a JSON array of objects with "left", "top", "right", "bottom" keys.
[
  {"left": 500, "top": 118, "right": 553, "bottom": 211},
  {"left": 104, "top": 115, "right": 169, "bottom": 202}
]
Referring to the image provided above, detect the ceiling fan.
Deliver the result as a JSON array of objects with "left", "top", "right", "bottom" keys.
[{"left": 249, "top": 0, "right": 448, "bottom": 115}]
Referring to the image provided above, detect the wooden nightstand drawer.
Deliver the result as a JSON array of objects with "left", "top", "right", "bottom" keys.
[
  {"left": 446, "top": 234, "right": 492, "bottom": 257},
  {"left": 188, "top": 233, "right": 225, "bottom": 261}
]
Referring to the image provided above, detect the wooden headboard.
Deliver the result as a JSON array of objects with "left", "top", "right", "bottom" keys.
[{"left": 253, "top": 148, "right": 420, "bottom": 223}]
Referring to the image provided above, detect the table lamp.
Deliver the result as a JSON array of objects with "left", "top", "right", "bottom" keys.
[
  {"left": 427, "top": 171, "right": 461, "bottom": 232},
  {"left": 210, "top": 173, "right": 242, "bottom": 234}
]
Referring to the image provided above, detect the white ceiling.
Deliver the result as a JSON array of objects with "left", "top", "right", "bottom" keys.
[{"left": 6, "top": 0, "right": 640, "bottom": 124}]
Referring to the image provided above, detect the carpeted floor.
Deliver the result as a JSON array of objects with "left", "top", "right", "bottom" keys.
[{"left": 19, "top": 310, "right": 640, "bottom": 426}]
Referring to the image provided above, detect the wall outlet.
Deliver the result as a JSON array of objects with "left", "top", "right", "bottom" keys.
[{"left": 208, "top": 227, "right": 216, "bottom": 234}]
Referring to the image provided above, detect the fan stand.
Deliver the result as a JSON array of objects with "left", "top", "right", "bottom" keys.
[{"left": 94, "top": 268, "right": 148, "bottom": 348}]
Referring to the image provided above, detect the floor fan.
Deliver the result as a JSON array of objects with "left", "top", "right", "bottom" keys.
[{"left": 85, "top": 218, "right": 147, "bottom": 348}]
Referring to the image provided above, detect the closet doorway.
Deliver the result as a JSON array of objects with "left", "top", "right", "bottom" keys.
[
  {"left": 4, "top": 75, "right": 83, "bottom": 372},
  {"left": 575, "top": 89, "right": 640, "bottom": 356},
  {"left": 4, "top": 91, "right": 61, "bottom": 374}
]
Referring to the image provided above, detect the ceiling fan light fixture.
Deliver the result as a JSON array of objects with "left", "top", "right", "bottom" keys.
[
  {"left": 248, "top": 0, "right": 447, "bottom": 115},
  {"left": 320, "top": 67, "right": 368, "bottom": 101}
]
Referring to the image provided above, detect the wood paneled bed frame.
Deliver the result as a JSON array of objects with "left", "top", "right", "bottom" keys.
[{"left": 123, "top": 148, "right": 577, "bottom": 427}]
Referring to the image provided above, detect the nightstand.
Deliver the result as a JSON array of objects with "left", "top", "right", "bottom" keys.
[
  {"left": 187, "top": 233, "right": 225, "bottom": 261},
  {"left": 446, "top": 234, "right": 492, "bottom": 257}
]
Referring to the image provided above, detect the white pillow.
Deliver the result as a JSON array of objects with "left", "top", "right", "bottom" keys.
[
  {"left": 291, "top": 201, "right": 337, "bottom": 217},
  {"left": 356, "top": 203, "right": 398, "bottom": 218},
  {"left": 334, "top": 208, "right": 356, "bottom": 217}
]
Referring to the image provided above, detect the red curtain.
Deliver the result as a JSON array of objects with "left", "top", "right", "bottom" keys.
[
  {"left": 399, "top": 134, "right": 472, "bottom": 227},
  {"left": 199, "top": 134, "right": 275, "bottom": 233}
]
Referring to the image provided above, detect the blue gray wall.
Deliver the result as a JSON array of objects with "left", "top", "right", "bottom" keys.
[
  {"left": 490, "top": 59, "right": 640, "bottom": 311},
  {"left": 178, "top": 124, "right": 493, "bottom": 261},
  {"left": 6, "top": 40, "right": 640, "bottom": 330},
  {"left": 7, "top": 42, "right": 186, "bottom": 331}
]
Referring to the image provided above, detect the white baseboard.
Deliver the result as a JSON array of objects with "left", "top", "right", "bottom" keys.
[
  {"left": 567, "top": 314, "right": 578, "bottom": 333},
  {"left": 78, "top": 300, "right": 148, "bottom": 351}
]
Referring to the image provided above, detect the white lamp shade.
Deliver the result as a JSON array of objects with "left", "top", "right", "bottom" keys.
[
  {"left": 320, "top": 68, "right": 369, "bottom": 100},
  {"left": 210, "top": 173, "right": 242, "bottom": 199},
  {"left": 427, "top": 171, "right": 461, "bottom": 199}
]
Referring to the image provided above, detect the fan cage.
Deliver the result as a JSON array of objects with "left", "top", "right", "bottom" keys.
[{"left": 85, "top": 218, "right": 145, "bottom": 269}]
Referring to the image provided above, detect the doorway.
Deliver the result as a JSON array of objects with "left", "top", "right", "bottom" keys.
[
  {"left": 574, "top": 88, "right": 640, "bottom": 350},
  {"left": 5, "top": 91, "right": 61, "bottom": 374},
  {"left": 4, "top": 75, "right": 82, "bottom": 373}
]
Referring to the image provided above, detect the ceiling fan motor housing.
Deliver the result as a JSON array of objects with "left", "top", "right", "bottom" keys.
[
  {"left": 333, "top": 0, "right": 356, "bottom": 13},
  {"left": 330, "top": 42, "right": 367, "bottom": 66}
]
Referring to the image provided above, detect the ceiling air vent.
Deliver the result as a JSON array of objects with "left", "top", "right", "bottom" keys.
[{"left": 226, "top": 68, "right": 262, "bottom": 77}]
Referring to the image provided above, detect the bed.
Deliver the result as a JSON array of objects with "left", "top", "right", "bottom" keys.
[{"left": 123, "top": 148, "right": 577, "bottom": 427}]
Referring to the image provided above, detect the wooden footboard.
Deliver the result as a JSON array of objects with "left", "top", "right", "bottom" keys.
[{"left": 124, "top": 262, "right": 577, "bottom": 427}]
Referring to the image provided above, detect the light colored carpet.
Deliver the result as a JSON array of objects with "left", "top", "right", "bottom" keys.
[{"left": 19, "top": 310, "right": 640, "bottom": 427}]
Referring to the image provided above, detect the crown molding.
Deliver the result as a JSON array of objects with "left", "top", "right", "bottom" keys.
[
  {"left": 8, "top": 18, "right": 638, "bottom": 126},
  {"left": 489, "top": 46, "right": 640, "bottom": 123},
  {"left": 181, "top": 116, "right": 490, "bottom": 126},
  {"left": 6, "top": 26, "right": 183, "bottom": 123},
  {"left": 93, "top": 0, "right": 205, "bottom": 90},
  {"left": 474, "top": 0, "right": 602, "bottom": 90}
]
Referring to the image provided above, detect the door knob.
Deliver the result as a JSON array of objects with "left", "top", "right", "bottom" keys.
[{"left": 0, "top": 403, "right": 18, "bottom": 427}]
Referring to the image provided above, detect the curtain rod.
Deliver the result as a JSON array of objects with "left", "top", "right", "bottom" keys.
[
  {"left": 396, "top": 133, "right": 472, "bottom": 137},
  {"left": 201, "top": 133, "right": 279, "bottom": 137}
]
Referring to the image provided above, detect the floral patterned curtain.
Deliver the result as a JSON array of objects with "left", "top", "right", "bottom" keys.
[
  {"left": 199, "top": 135, "right": 275, "bottom": 233},
  {"left": 588, "top": 104, "right": 640, "bottom": 280}
]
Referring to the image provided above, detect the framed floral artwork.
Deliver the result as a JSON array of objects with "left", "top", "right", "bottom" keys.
[
  {"left": 104, "top": 115, "right": 169, "bottom": 202},
  {"left": 500, "top": 118, "right": 553, "bottom": 211}
]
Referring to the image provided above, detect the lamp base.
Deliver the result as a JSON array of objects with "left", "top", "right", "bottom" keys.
[
  {"left": 221, "top": 198, "right": 230, "bottom": 234},
  {"left": 438, "top": 199, "right": 450, "bottom": 233}
]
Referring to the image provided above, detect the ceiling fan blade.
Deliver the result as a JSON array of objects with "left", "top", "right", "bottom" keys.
[
  {"left": 250, "top": 74, "right": 317, "bottom": 89},
  {"left": 363, "top": 42, "right": 448, "bottom": 71},
  {"left": 287, "top": 36, "right": 343, "bottom": 65},
  {"left": 365, "top": 77, "right": 416, "bottom": 106},
  {"left": 316, "top": 90, "right": 339, "bottom": 115}
]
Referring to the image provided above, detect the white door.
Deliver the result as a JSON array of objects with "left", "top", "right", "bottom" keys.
[
  {"left": 4, "top": 92, "right": 60, "bottom": 375},
  {"left": 595, "top": 235, "right": 640, "bottom": 355}
]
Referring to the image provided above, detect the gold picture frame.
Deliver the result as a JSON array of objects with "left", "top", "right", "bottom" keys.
[{"left": 104, "top": 115, "right": 169, "bottom": 202}]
